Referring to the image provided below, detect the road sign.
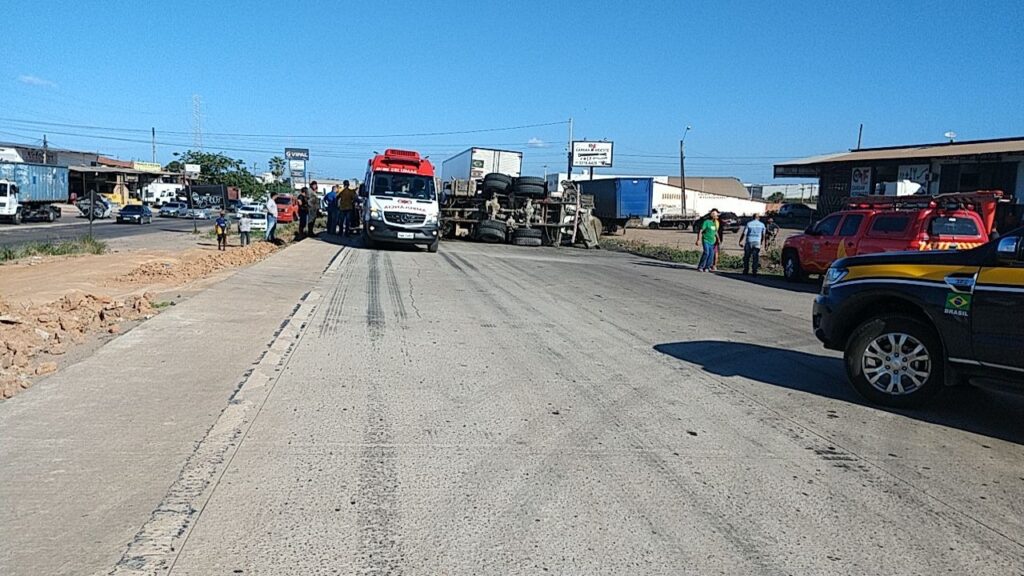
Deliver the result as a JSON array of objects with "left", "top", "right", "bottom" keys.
[
  {"left": 572, "top": 141, "right": 614, "bottom": 168},
  {"left": 285, "top": 148, "right": 310, "bottom": 161}
]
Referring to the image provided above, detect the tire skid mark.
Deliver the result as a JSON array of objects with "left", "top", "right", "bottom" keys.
[
  {"left": 318, "top": 251, "right": 354, "bottom": 337},
  {"left": 367, "top": 251, "right": 385, "bottom": 341},
  {"left": 357, "top": 249, "right": 404, "bottom": 574},
  {"left": 383, "top": 252, "right": 408, "bottom": 322}
]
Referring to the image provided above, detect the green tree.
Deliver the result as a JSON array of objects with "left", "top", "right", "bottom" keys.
[
  {"left": 767, "top": 192, "right": 786, "bottom": 203},
  {"left": 165, "top": 150, "right": 267, "bottom": 201},
  {"left": 269, "top": 156, "right": 286, "bottom": 181}
]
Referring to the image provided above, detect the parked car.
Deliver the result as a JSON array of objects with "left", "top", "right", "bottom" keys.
[
  {"left": 116, "top": 204, "right": 153, "bottom": 225},
  {"left": 776, "top": 203, "right": 815, "bottom": 222},
  {"left": 75, "top": 197, "right": 112, "bottom": 219},
  {"left": 813, "top": 227, "right": 1024, "bottom": 407},
  {"left": 159, "top": 201, "right": 188, "bottom": 218},
  {"left": 235, "top": 204, "right": 268, "bottom": 231},
  {"left": 691, "top": 211, "right": 741, "bottom": 234},
  {"left": 274, "top": 194, "right": 298, "bottom": 223},
  {"left": 782, "top": 194, "right": 993, "bottom": 282}
]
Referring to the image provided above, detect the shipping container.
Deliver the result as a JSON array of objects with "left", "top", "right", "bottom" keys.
[
  {"left": 440, "top": 148, "right": 523, "bottom": 183},
  {"left": 0, "top": 161, "right": 69, "bottom": 223},
  {"left": 577, "top": 178, "right": 653, "bottom": 230}
]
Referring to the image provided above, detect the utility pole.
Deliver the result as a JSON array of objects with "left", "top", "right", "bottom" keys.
[
  {"left": 566, "top": 117, "right": 574, "bottom": 184},
  {"left": 42, "top": 134, "right": 48, "bottom": 164},
  {"left": 151, "top": 127, "right": 156, "bottom": 162},
  {"left": 856, "top": 123, "right": 864, "bottom": 150},
  {"left": 679, "top": 125, "right": 691, "bottom": 221}
]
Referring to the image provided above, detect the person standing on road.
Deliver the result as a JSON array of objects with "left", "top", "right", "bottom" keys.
[
  {"left": 739, "top": 213, "right": 767, "bottom": 276},
  {"left": 214, "top": 211, "right": 229, "bottom": 251},
  {"left": 696, "top": 209, "right": 720, "bottom": 272},
  {"left": 324, "top": 184, "right": 339, "bottom": 235},
  {"left": 296, "top": 187, "right": 310, "bottom": 239},
  {"left": 238, "top": 211, "right": 252, "bottom": 246},
  {"left": 765, "top": 217, "right": 780, "bottom": 248},
  {"left": 306, "top": 181, "right": 319, "bottom": 238},
  {"left": 338, "top": 180, "right": 357, "bottom": 236},
  {"left": 265, "top": 193, "right": 279, "bottom": 242}
]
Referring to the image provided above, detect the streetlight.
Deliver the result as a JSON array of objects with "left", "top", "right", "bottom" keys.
[{"left": 680, "top": 125, "right": 692, "bottom": 222}]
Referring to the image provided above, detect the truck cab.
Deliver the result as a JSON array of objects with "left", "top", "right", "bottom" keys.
[{"left": 362, "top": 149, "right": 440, "bottom": 253}]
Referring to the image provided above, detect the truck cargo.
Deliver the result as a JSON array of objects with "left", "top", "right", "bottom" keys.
[
  {"left": 577, "top": 178, "right": 653, "bottom": 233},
  {"left": 0, "top": 161, "right": 69, "bottom": 224},
  {"left": 440, "top": 148, "right": 522, "bottom": 183}
]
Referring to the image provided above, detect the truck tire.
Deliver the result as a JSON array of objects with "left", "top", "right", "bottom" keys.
[
  {"left": 782, "top": 251, "right": 806, "bottom": 282},
  {"left": 13, "top": 209, "right": 22, "bottom": 225},
  {"left": 477, "top": 219, "right": 507, "bottom": 243},
  {"left": 514, "top": 176, "right": 545, "bottom": 187},
  {"left": 511, "top": 183, "right": 546, "bottom": 198},
  {"left": 512, "top": 227, "right": 542, "bottom": 240},
  {"left": 512, "top": 237, "right": 542, "bottom": 247},
  {"left": 483, "top": 173, "right": 512, "bottom": 186},
  {"left": 844, "top": 314, "right": 945, "bottom": 408},
  {"left": 648, "top": 221, "right": 660, "bottom": 229},
  {"left": 47, "top": 209, "right": 56, "bottom": 223}
]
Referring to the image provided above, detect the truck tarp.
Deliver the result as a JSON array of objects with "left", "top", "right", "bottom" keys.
[{"left": 0, "top": 162, "right": 69, "bottom": 203}]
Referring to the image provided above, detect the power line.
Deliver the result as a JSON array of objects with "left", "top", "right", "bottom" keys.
[{"left": 0, "top": 117, "right": 570, "bottom": 140}]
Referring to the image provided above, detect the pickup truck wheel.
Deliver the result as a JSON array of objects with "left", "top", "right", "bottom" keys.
[
  {"left": 782, "top": 251, "right": 805, "bottom": 282},
  {"left": 845, "top": 315, "right": 944, "bottom": 408}
]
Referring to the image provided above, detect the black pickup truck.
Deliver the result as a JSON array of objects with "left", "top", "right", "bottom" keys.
[{"left": 813, "top": 228, "right": 1024, "bottom": 407}]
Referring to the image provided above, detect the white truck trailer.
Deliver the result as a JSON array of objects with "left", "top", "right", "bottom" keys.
[{"left": 440, "top": 148, "right": 523, "bottom": 183}]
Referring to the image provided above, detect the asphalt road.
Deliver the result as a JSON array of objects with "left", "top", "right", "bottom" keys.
[
  {"left": 2, "top": 239, "right": 1022, "bottom": 574},
  {"left": 0, "top": 215, "right": 201, "bottom": 247}
]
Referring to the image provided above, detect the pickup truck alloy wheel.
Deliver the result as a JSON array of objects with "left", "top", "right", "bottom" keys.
[
  {"left": 845, "top": 315, "right": 944, "bottom": 407},
  {"left": 862, "top": 332, "right": 931, "bottom": 395}
]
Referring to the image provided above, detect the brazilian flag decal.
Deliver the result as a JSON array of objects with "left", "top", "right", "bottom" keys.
[{"left": 944, "top": 293, "right": 972, "bottom": 317}]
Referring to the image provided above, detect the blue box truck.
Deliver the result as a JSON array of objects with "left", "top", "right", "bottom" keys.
[
  {"left": 0, "top": 161, "right": 69, "bottom": 224},
  {"left": 577, "top": 177, "right": 654, "bottom": 234}
]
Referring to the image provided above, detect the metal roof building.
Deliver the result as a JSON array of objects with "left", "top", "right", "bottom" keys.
[{"left": 774, "top": 137, "right": 1024, "bottom": 226}]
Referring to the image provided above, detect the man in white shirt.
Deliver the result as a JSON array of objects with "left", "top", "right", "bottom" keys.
[
  {"left": 739, "top": 213, "right": 767, "bottom": 276},
  {"left": 265, "top": 193, "right": 279, "bottom": 242}
]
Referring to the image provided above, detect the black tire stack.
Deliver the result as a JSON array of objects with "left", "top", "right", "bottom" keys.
[{"left": 481, "top": 173, "right": 512, "bottom": 197}]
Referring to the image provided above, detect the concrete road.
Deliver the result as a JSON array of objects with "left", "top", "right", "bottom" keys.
[
  {"left": 2, "top": 239, "right": 1022, "bottom": 575},
  {"left": 0, "top": 215, "right": 200, "bottom": 247}
]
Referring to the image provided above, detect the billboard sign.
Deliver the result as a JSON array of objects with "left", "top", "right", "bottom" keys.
[
  {"left": 285, "top": 148, "right": 310, "bottom": 161},
  {"left": 572, "top": 141, "right": 614, "bottom": 167},
  {"left": 133, "top": 161, "right": 162, "bottom": 173},
  {"left": 184, "top": 163, "right": 201, "bottom": 177},
  {"left": 850, "top": 166, "right": 872, "bottom": 196}
]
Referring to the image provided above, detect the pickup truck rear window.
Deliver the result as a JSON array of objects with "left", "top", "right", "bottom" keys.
[
  {"left": 929, "top": 217, "right": 979, "bottom": 236},
  {"left": 869, "top": 215, "right": 910, "bottom": 234}
]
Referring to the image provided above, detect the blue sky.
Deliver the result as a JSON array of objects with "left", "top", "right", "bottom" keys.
[{"left": 2, "top": 0, "right": 1022, "bottom": 183}]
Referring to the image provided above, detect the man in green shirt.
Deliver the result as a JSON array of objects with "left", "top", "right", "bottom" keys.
[{"left": 695, "top": 209, "right": 720, "bottom": 272}]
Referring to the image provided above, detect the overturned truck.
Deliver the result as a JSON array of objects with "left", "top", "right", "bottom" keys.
[{"left": 440, "top": 173, "right": 600, "bottom": 249}]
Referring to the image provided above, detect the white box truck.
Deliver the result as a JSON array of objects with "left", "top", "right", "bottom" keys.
[{"left": 440, "top": 148, "right": 523, "bottom": 183}]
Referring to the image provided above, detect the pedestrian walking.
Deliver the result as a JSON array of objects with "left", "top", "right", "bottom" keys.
[
  {"left": 214, "top": 211, "right": 229, "bottom": 251},
  {"left": 338, "top": 180, "right": 357, "bottom": 236},
  {"left": 265, "top": 193, "right": 278, "bottom": 242},
  {"left": 296, "top": 187, "right": 310, "bottom": 238},
  {"left": 238, "top": 211, "right": 252, "bottom": 246},
  {"left": 695, "top": 209, "right": 720, "bottom": 272},
  {"left": 306, "top": 181, "right": 319, "bottom": 237},
  {"left": 739, "top": 213, "right": 767, "bottom": 276},
  {"left": 765, "top": 217, "right": 780, "bottom": 248},
  {"left": 324, "top": 184, "right": 339, "bottom": 235}
]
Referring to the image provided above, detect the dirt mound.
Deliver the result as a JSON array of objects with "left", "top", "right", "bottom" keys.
[
  {"left": 0, "top": 292, "right": 156, "bottom": 399},
  {"left": 118, "top": 242, "right": 277, "bottom": 285}
]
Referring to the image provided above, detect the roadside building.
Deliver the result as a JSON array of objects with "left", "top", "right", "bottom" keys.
[
  {"left": 746, "top": 182, "right": 819, "bottom": 202},
  {"left": 774, "top": 137, "right": 1024, "bottom": 226}
]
